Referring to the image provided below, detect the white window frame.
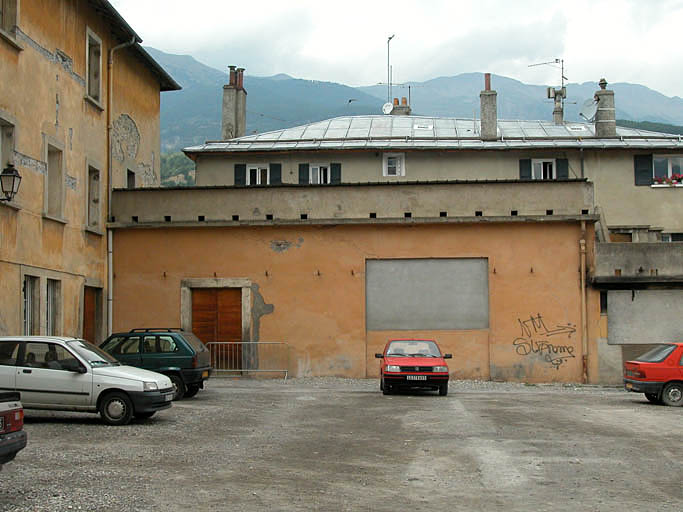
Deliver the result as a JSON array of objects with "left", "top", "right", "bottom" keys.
[
  {"left": 309, "top": 163, "right": 331, "bottom": 185},
  {"left": 531, "top": 158, "right": 556, "bottom": 180},
  {"left": 653, "top": 154, "right": 683, "bottom": 180},
  {"left": 383, "top": 153, "right": 405, "bottom": 177},
  {"left": 85, "top": 27, "right": 103, "bottom": 106},
  {"left": 247, "top": 164, "right": 269, "bottom": 185}
]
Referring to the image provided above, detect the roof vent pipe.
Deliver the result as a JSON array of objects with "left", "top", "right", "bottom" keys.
[
  {"left": 594, "top": 78, "right": 616, "bottom": 138},
  {"left": 480, "top": 73, "right": 498, "bottom": 141}
]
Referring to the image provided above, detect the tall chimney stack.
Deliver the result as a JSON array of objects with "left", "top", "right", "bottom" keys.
[
  {"left": 222, "top": 65, "right": 247, "bottom": 140},
  {"left": 480, "top": 73, "right": 497, "bottom": 140},
  {"left": 390, "top": 96, "right": 412, "bottom": 115},
  {"left": 594, "top": 78, "right": 616, "bottom": 137}
]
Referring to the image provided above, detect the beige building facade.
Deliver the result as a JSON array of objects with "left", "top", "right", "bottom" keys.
[{"left": 0, "top": 0, "right": 179, "bottom": 341}]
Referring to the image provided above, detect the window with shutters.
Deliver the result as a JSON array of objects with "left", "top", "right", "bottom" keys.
[
  {"left": 23, "top": 275, "right": 39, "bottom": 335},
  {"left": 310, "top": 164, "right": 330, "bottom": 184},
  {"left": 0, "top": 117, "right": 14, "bottom": 169},
  {"left": 247, "top": 164, "right": 269, "bottom": 185},
  {"left": 520, "top": 158, "right": 568, "bottom": 180},
  {"left": 86, "top": 28, "right": 102, "bottom": 106},
  {"left": 383, "top": 153, "right": 405, "bottom": 177},
  {"left": 46, "top": 279, "right": 61, "bottom": 336}
]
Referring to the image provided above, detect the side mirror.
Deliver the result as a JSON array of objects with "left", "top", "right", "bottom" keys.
[
  {"left": 374, "top": 353, "right": 384, "bottom": 359},
  {"left": 68, "top": 365, "right": 87, "bottom": 374},
  {"left": 443, "top": 354, "right": 452, "bottom": 359}
]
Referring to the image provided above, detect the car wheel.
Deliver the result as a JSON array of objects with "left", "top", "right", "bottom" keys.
[
  {"left": 644, "top": 392, "right": 661, "bottom": 404},
  {"left": 184, "top": 385, "right": 200, "bottom": 398},
  {"left": 100, "top": 392, "right": 134, "bottom": 426},
  {"left": 439, "top": 382, "right": 448, "bottom": 396},
  {"left": 382, "top": 379, "right": 391, "bottom": 395},
  {"left": 661, "top": 382, "right": 683, "bottom": 407},
  {"left": 169, "top": 374, "right": 185, "bottom": 400},
  {"left": 134, "top": 411, "right": 156, "bottom": 420}
]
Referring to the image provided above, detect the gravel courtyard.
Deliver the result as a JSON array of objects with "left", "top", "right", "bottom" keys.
[{"left": 0, "top": 378, "right": 681, "bottom": 512}]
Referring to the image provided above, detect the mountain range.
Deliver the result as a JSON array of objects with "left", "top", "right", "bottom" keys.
[{"left": 147, "top": 47, "right": 683, "bottom": 155}]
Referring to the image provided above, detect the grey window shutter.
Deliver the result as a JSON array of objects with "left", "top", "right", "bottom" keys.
[
  {"left": 634, "top": 154, "right": 653, "bottom": 186},
  {"left": 299, "top": 163, "right": 309, "bottom": 184},
  {"left": 269, "top": 163, "right": 282, "bottom": 184},
  {"left": 519, "top": 159, "right": 532, "bottom": 180},
  {"left": 556, "top": 158, "right": 569, "bottom": 179},
  {"left": 234, "top": 164, "right": 246, "bottom": 186},
  {"left": 331, "top": 163, "right": 342, "bottom": 184}
]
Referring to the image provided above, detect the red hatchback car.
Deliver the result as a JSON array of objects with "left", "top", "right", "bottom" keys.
[
  {"left": 375, "top": 339, "right": 451, "bottom": 396},
  {"left": 623, "top": 342, "right": 683, "bottom": 406}
]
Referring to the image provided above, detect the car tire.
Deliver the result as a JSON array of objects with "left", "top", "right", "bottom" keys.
[
  {"left": 661, "top": 382, "right": 683, "bottom": 407},
  {"left": 184, "top": 385, "right": 200, "bottom": 398},
  {"left": 100, "top": 392, "right": 134, "bottom": 426},
  {"left": 169, "top": 374, "right": 186, "bottom": 400},
  {"left": 134, "top": 411, "right": 156, "bottom": 420},
  {"left": 439, "top": 383, "right": 448, "bottom": 396},
  {"left": 382, "top": 379, "right": 391, "bottom": 395},
  {"left": 644, "top": 392, "right": 661, "bottom": 404}
]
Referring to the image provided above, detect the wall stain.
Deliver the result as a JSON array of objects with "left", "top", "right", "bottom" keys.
[
  {"left": 250, "top": 283, "right": 274, "bottom": 342},
  {"left": 270, "top": 237, "right": 304, "bottom": 253}
]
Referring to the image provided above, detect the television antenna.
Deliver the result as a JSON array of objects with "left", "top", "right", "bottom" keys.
[
  {"left": 529, "top": 58, "right": 568, "bottom": 108},
  {"left": 579, "top": 98, "right": 598, "bottom": 122}
]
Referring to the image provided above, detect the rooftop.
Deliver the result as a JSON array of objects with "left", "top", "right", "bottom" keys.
[{"left": 184, "top": 116, "right": 683, "bottom": 154}]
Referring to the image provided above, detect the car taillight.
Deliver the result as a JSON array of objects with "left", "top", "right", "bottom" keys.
[{"left": 2, "top": 408, "right": 24, "bottom": 433}]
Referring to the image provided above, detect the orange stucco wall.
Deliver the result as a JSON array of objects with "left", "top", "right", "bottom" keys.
[{"left": 112, "top": 222, "right": 600, "bottom": 383}]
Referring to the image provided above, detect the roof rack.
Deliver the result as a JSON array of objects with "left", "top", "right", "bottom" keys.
[{"left": 128, "top": 328, "right": 183, "bottom": 333}]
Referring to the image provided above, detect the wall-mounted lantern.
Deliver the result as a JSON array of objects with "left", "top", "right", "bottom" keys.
[{"left": 0, "top": 164, "right": 21, "bottom": 202}]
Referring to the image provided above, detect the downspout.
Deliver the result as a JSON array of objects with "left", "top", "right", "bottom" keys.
[
  {"left": 580, "top": 220, "right": 588, "bottom": 383},
  {"left": 106, "top": 36, "right": 136, "bottom": 336}
]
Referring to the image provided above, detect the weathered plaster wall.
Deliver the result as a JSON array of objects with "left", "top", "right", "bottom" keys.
[
  {"left": 0, "top": 0, "right": 164, "bottom": 338},
  {"left": 112, "top": 222, "right": 601, "bottom": 383}
]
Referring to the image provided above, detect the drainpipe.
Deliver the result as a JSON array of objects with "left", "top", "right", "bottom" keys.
[
  {"left": 106, "top": 36, "right": 136, "bottom": 336},
  {"left": 580, "top": 220, "right": 588, "bottom": 383}
]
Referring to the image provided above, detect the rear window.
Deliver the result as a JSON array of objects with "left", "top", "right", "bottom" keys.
[
  {"left": 634, "top": 344, "right": 676, "bottom": 363},
  {"left": 180, "top": 332, "right": 208, "bottom": 352},
  {"left": 0, "top": 341, "right": 20, "bottom": 366}
]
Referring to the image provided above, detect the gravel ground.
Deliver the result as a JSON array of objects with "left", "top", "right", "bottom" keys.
[{"left": 0, "top": 378, "right": 679, "bottom": 512}]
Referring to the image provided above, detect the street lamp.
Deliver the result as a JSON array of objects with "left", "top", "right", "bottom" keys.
[{"left": 0, "top": 163, "right": 22, "bottom": 202}]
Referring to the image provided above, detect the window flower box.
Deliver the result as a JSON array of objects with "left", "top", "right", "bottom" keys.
[{"left": 653, "top": 174, "right": 683, "bottom": 187}]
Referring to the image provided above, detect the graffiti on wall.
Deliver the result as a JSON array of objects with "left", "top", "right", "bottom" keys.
[{"left": 512, "top": 314, "right": 577, "bottom": 370}]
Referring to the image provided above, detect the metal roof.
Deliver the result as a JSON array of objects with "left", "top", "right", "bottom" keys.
[{"left": 184, "top": 116, "right": 683, "bottom": 154}]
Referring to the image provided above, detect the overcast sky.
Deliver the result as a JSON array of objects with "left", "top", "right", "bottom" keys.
[{"left": 109, "top": 0, "right": 683, "bottom": 97}]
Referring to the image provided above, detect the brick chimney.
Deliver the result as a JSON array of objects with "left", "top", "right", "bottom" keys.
[
  {"left": 480, "top": 73, "right": 497, "bottom": 140},
  {"left": 222, "top": 65, "right": 247, "bottom": 139},
  {"left": 390, "top": 96, "right": 412, "bottom": 115},
  {"left": 594, "top": 78, "right": 616, "bottom": 137}
]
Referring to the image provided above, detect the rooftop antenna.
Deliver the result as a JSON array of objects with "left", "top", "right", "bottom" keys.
[
  {"left": 387, "top": 34, "right": 395, "bottom": 103},
  {"left": 529, "top": 58, "right": 567, "bottom": 108}
]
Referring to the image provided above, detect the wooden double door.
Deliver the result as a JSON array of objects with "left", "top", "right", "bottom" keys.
[{"left": 191, "top": 288, "right": 242, "bottom": 369}]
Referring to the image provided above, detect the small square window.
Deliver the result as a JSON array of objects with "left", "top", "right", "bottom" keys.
[
  {"left": 247, "top": 164, "right": 269, "bottom": 185},
  {"left": 310, "top": 164, "right": 331, "bottom": 184},
  {"left": 532, "top": 159, "right": 555, "bottom": 180},
  {"left": 383, "top": 153, "right": 405, "bottom": 177}
]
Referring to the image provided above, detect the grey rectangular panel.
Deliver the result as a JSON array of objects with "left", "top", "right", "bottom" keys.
[
  {"left": 607, "top": 290, "right": 683, "bottom": 344},
  {"left": 366, "top": 258, "right": 489, "bottom": 330}
]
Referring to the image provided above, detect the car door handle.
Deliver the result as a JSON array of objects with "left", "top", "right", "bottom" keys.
[{"left": 22, "top": 369, "right": 32, "bottom": 374}]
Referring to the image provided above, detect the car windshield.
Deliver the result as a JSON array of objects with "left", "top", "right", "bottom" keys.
[
  {"left": 387, "top": 340, "right": 441, "bottom": 357},
  {"left": 67, "top": 340, "right": 121, "bottom": 366},
  {"left": 633, "top": 344, "right": 676, "bottom": 363}
]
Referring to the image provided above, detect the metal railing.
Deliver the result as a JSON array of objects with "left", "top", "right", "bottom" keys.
[{"left": 206, "top": 341, "right": 289, "bottom": 381}]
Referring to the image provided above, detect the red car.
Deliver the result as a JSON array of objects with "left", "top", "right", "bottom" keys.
[
  {"left": 623, "top": 342, "right": 683, "bottom": 406},
  {"left": 375, "top": 339, "right": 451, "bottom": 396}
]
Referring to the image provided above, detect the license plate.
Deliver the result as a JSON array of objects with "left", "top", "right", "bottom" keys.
[
  {"left": 202, "top": 371, "right": 209, "bottom": 378},
  {"left": 625, "top": 383, "right": 633, "bottom": 390},
  {"left": 406, "top": 375, "right": 427, "bottom": 381},
  {"left": 164, "top": 393, "right": 174, "bottom": 401}
]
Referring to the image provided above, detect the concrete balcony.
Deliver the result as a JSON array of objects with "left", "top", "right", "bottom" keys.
[
  {"left": 592, "top": 242, "right": 683, "bottom": 287},
  {"left": 110, "top": 179, "right": 595, "bottom": 227}
]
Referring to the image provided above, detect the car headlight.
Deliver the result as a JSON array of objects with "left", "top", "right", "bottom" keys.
[
  {"left": 143, "top": 381, "right": 159, "bottom": 392},
  {"left": 432, "top": 366, "right": 448, "bottom": 373},
  {"left": 386, "top": 365, "right": 401, "bottom": 372}
]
